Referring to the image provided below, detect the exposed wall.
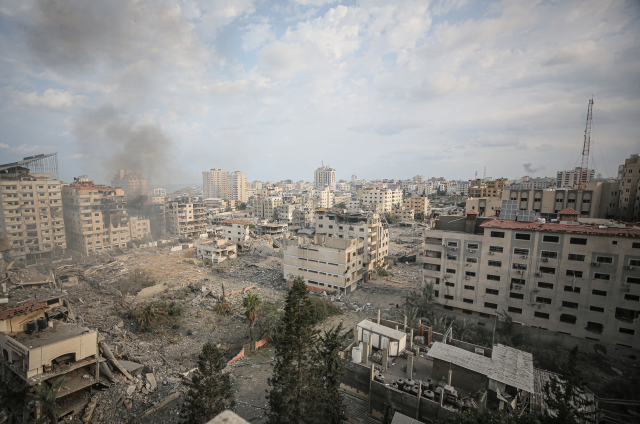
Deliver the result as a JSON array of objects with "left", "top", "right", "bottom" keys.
[
  {"left": 432, "top": 359, "right": 489, "bottom": 393},
  {"left": 340, "top": 361, "right": 372, "bottom": 398}
]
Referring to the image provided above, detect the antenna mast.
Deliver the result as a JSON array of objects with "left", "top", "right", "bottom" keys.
[{"left": 578, "top": 98, "right": 593, "bottom": 190}]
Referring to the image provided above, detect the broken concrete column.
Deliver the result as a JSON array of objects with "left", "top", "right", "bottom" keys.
[
  {"left": 404, "top": 316, "right": 407, "bottom": 330},
  {"left": 362, "top": 342, "right": 369, "bottom": 365},
  {"left": 99, "top": 362, "right": 115, "bottom": 382},
  {"left": 407, "top": 355, "right": 414, "bottom": 379},
  {"left": 409, "top": 328, "right": 414, "bottom": 351},
  {"left": 382, "top": 347, "right": 389, "bottom": 370},
  {"left": 99, "top": 341, "right": 133, "bottom": 380},
  {"left": 377, "top": 309, "right": 381, "bottom": 324},
  {"left": 414, "top": 347, "right": 420, "bottom": 359},
  {"left": 447, "top": 369, "right": 452, "bottom": 386},
  {"left": 369, "top": 333, "right": 373, "bottom": 353},
  {"left": 353, "top": 326, "right": 359, "bottom": 344}
]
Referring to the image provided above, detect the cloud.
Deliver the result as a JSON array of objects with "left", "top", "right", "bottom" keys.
[
  {"left": 242, "top": 22, "right": 275, "bottom": 51},
  {"left": 0, "top": 143, "right": 52, "bottom": 153},
  {"left": 67, "top": 153, "right": 90, "bottom": 159},
  {"left": 349, "top": 119, "right": 426, "bottom": 136},
  {"left": 16, "top": 88, "right": 85, "bottom": 110},
  {"left": 523, "top": 163, "right": 545, "bottom": 173}
]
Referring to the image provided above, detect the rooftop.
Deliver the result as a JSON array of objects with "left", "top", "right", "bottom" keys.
[
  {"left": 479, "top": 220, "right": 640, "bottom": 238},
  {"left": 427, "top": 342, "right": 534, "bottom": 393},
  {"left": 0, "top": 301, "right": 48, "bottom": 321},
  {"left": 9, "top": 321, "right": 94, "bottom": 349},
  {"left": 222, "top": 219, "right": 251, "bottom": 226},
  {"left": 557, "top": 207, "right": 580, "bottom": 215}
]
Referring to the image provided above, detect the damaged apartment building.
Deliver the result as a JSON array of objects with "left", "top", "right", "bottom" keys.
[
  {"left": 315, "top": 209, "right": 390, "bottom": 273},
  {"left": 62, "top": 177, "right": 151, "bottom": 255},
  {"left": 0, "top": 153, "right": 66, "bottom": 263},
  {"left": 166, "top": 197, "right": 206, "bottom": 239},
  {"left": 421, "top": 208, "right": 640, "bottom": 349}
]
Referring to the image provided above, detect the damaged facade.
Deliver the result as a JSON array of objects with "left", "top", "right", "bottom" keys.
[{"left": 166, "top": 198, "right": 206, "bottom": 238}]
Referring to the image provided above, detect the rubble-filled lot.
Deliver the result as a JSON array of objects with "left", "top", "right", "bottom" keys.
[{"left": 28, "top": 245, "right": 422, "bottom": 423}]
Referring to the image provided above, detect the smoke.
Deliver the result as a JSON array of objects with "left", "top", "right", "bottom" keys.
[
  {"left": 523, "top": 163, "right": 545, "bottom": 174},
  {"left": 73, "top": 105, "right": 176, "bottom": 185}
]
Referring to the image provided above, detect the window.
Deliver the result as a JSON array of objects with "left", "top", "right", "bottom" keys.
[
  {"left": 489, "top": 246, "right": 503, "bottom": 253},
  {"left": 564, "top": 285, "right": 581, "bottom": 293},
  {"left": 445, "top": 282, "right": 455, "bottom": 287},
  {"left": 559, "top": 314, "right": 577, "bottom": 324},
  {"left": 535, "top": 312, "right": 550, "bottom": 319},
  {"left": 491, "top": 231, "right": 505, "bottom": 238},
  {"left": 464, "top": 285, "right": 475, "bottom": 290},
  {"left": 319, "top": 224, "right": 323, "bottom": 228},
  {"left": 467, "top": 243, "right": 479, "bottom": 249},
  {"left": 487, "top": 274, "right": 500, "bottom": 281},
  {"left": 628, "top": 277, "right": 640, "bottom": 284},
  {"left": 562, "top": 301, "right": 579, "bottom": 309},
  {"left": 423, "top": 263, "right": 441, "bottom": 271},
  {"left": 514, "top": 248, "right": 529, "bottom": 255},
  {"left": 447, "top": 242, "right": 458, "bottom": 247},
  {"left": 619, "top": 328, "right": 635, "bottom": 335},
  {"left": 488, "top": 260, "right": 502, "bottom": 267},
  {"left": 463, "top": 298, "right": 473, "bottom": 304},
  {"left": 444, "top": 295, "right": 454, "bottom": 300},
  {"left": 511, "top": 278, "right": 525, "bottom": 285},
  {"left": 512, "top": 263, "right": 527, "bottom": 270},
  {"left": 443, "top": 305, "right": 454, "bottom": 311},
  {"left": 568, "top": 254, "right": 585, "bottom": 261},
  {"left": 508, "top": 307, "right": 522, "bottom": 314},
  {"left": 630, "top": 259, "right": 640, "bottom": 267},
  {"left": 484, "top": 302, "right": 498, "bottom": 309},
  {"left": 434, "top": 290, "right": 439, "bottom": 297},
  {"left": 536, "top": 297, "right": 552, "bottom": 304},
  {"left": 625, "top": 294, "right": 640, "bottom": 302},
  {"left": 586, "top": 322, "right": 603, "bottom": 334},
  {"left": 479, "top": 312, "right": 491, "bottom": 318},
  {"left": 594, "top": 273, "right": 610, "bottom": 280},
  {"left": 538, "top": 282, "right": 553, "bottom": 290},
  {"left": 465, "top": 271, "right": 476, "bottom": 277},
  {"left": 570, "top": 237, "right": 587, "bottom": 245},
  {"left": 592, "top": 289, "right": 607, "bottom": 297},
  {"left": 486, "top": 288, "right": 499, "bottom": 295},
  {"left": 543, "top": 235, "right": 560, "bottom": 243},
  {"left": 446, "top": 268, "right": 456, "bottom": 274},
  {"left": 515, "top": 233, "right": 531, "bottom": 241},
  {"left": 596, "top": 256, "right": 613, "bottom": 264},
  {"left": 540, "top": 267, "right": 556, "bottom": 274},
  {"left": 462, "top": 309, "right": 473, "bottom": 315},
  {"left": 510, "top": 292, "right": 524, "bottom": 300},
  {"left": 466, "top": 257, "right": 478, "bottom": 263},
  {"left": 566, "top": 270, "right": 583, "bottom": 278},
  {"left": 633, "top": 242, "right": 640, "bottom": 248}
]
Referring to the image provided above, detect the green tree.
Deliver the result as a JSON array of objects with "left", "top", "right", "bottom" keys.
[
  {"left": 334, "top": 202, "right": 346, "bottom": 210},
  {"left": 439, "top": 409, "right": 542, "bottom": 424},
  {"left": 381, "top": 390, "right": 395, "bottom": 424},
  {"left": 316, "top": 323, "right": 347, "bottom": 424},
  {"left": 542, "top": 346, "right": 595, "bottom": 424},
  {"left": 256, "top": 301, "right": 283, "bottom": 341},
  {"left": 237, "top": 202, "right": 247, "bottom": 210},
  {"left": 405, "top": 282, "right": 437, "bottom": 321},
  {"left": 30, "top": 377, "right": 68, "bottom": 424},
  {"left": 267, "top": 276, "right": 322, "bottom": 424},
  {"left": 242, "top": 292, "right": 262, "bottom": 341},
  {"left": 181, "top": 342, "right": 235, "bottom": 424},
  {"left": 414, "top": 211, "right": 425, "bottom": 221}
]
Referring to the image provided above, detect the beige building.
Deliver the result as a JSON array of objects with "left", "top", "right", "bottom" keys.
[
  {"left": 557, "top": 167, "right": 595, "bottom": 188},
  {"left": 202, "top": 169, "right": 248, "bottom": 202},
  {"left": 401, "top": 208, "right": 415, "bottom": 220},
  {"left": 129, "top": 215, "right": 151, "bottom": 239},
  {"left": 153, "top": 188, "right": 166, "bottom": 196},
  {"left": 315, "top": 187, "right": 335, "bottom": 209},
  {"left": 315, "top": 210, "right": 389, "bottom": 271},
  {"left": 360, "top": 188, "right": 402, "bottom": 212},
  {"left": 283, "top": 235, "right": 364, "bottom": 293},
  {"left": 166, "top": 198, "right": 206, "bottom": 238},
  {"left": 404, "top": 196, "right": 430, "bottom": 215},
  {"left": 617, "top": 153, "right": 640, "bottom": 222},
  {"left": 256, "top": 196, "right": 283, "bottom": 220},
  {"left": 0, "top": 156, "right": 66, "bottom": 263},
  {"left": 62, "top": 179, "right": 133, "bottom": 255},
  {"left": 421, "top": 211, "right": 640, "bottom": 349},
  {"left": 276, "top": 203, "right": 297, "bottom": 223},
  {"left": 314, "top": 165, "right": 336, "bottom": 189},
  {"left": 221, "top": 219, "right": 250, "bottom": 247},
  {"left": 469, "top": 179, "right": 507, "bottom": 198},
  {"left": 111, "top": 169, "right": 148, "bottom": 201},
  {"left": 195, "top": 238, "right": 237, "bottom": 263}
]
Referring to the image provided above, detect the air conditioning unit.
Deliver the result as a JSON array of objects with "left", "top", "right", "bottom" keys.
[
  {"left": 626, "top": 266, "right": 635, "bottom": 270},
  {"left": 522, "top": 255, "right": 528, "bottom": 259},
  {"left": 536, "top": 272, "right": 543, "bottom": 277},
  {"left": 516, "top": 270, "right": 524, "bottom": 274},
  {"left": 469, "top": 249, "right": 476, "bottom": 253},
  {"left": 541, "top": 258, "right": 549, "bottom": 262},
  {"left": 591, "top": 262, "right": 600, "bottom": 267},
  {"left": 465, "top": 276, "right": 470, "bottom": 280},
  {"left": 489, "top": 251, "right": 495, "bottom": 255}
]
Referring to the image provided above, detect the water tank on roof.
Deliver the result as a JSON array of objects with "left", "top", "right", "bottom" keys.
[
  {"left": 352, "top": 347, "right": 362, "bottom": 363},
  {"left": 37, "top": 317, "right": 47, "bottom": 330}
]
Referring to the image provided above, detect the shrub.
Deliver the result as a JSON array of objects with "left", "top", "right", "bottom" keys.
[{"left": 308, "top": 297, "right": 342, "bottom": 325}]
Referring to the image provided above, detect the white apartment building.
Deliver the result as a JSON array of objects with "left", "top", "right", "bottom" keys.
[
  {"left": 276, "top": 203, "right": 297, "bottom": 223},
  {"left": 314, "top": 165, "right": 336, "bottom": 189},
  {"left": 557, "top": 167, "right": 595, "bottom": 188},
  {"left": 413, "top": 175, "right": 425, "bottom": 183},
  {"left": 360, "top": 188, "right": 403, "bottom": 213},
  {"left": 221, "top": 219, "right": 250, "bottom": 247},
  {"left": 256, "top": 196, "right": 283, "bottom": 220},
  {"left": 313, "top": 187, "right": 334, "bottom": 209},
  {"left": 202, "top": 169, "right": 248, "bottom": 202},
  {"left": 422, "top": 211, "right": 640, "bottom": 349},
  {"left": 166, "top": 198, "right": 207, "bottom": 238},
  {"left": 448, "top": 181, "right": 470, "bottom": 196},
  {"left": 517, "top": 178, "right": 553, "bottom": 190}
]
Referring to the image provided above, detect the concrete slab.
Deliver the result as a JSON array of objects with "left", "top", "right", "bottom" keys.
[
  {"left": 119, "top": 360, "right": 144, "bottom": 376},
  {"left": 136, "top": 283, "right": 167, "bottom": 299}
]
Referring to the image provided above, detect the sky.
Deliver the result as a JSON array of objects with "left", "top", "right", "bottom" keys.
[{"left": 0, "top": 0, "right": 639, "bottom": 187}]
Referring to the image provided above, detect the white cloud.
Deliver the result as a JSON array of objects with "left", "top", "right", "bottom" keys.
[
  {"left": 242, "top": 22, "right": 275, "bottom": 51},
  {"left": 68, "top": 153, "right": 90, "bottom": 159},
  {"left": 0, "top": 144, "right": 52, "bottom": 153},
  {"left": 17, "top": 88, "right": 85, "bottom": 110}
]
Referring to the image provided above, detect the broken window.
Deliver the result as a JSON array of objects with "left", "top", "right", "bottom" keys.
[
  {"left": 585, "top": 322, "right": 604, "bottom": 334},
  {"left": 614, "top": 307, "right": 638, "bottom": 323},
  {"left": 559, "top": 314, "right": 577, "bottom": 324}
]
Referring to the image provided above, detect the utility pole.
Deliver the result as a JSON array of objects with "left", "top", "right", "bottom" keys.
[{"left": 578, "top": 98, "right": 594, "bottom": 190}]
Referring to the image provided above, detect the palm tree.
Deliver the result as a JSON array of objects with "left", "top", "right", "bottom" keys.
[
  {"left": 452, "top": 318, "right": 475, "bottom": 342},
  {"left": 30, "top": 377, "right": 68, "bottom": 423},
  {"left": 397, "top": 304, "right": 418, "bottom": 328},
  {"left": 242, "top": 292, "right": 263, "bottom": 341}
]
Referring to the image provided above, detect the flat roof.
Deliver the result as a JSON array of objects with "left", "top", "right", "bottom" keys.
[
  {"left": 427, "top": 342, "right": 534, "bottom": 393},
  {"left": 480, "top": 220, "right": 640, "bottom": 238},
  {"left": 357, "top": 320, "right": 406, "bottom": 341},
  {"left": 9, "top": 321, "right": 94, "bottom": 349}
]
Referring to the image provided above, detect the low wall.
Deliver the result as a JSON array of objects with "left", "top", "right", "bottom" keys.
[
  {"left": 341, "top": 361, "right": 371, "bottom": 398},
  {"left": 370, "top": 380, "right": 420, "bottom": 419},
  {"left": 228, "top": 337, "right": 272, "bottom": 365}
]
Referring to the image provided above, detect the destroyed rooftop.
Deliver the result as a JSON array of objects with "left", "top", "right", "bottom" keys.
[
  {"left": 9, "top": 321, "right": 94, "bottom": 349},
  {"left": 8, "top": 287, "right": 68, "bottom": 303},
  {"left": 0, "top": 301, "right": 48, "bottom": 321}
]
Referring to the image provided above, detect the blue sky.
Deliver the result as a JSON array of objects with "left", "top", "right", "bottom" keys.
[{"left": 0, "top": 0, "right": 639, "bottom": 187}]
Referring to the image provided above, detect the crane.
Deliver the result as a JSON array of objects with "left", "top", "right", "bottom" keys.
[{"left": 578, "top": 98, "right": 593, "bottom": 190}]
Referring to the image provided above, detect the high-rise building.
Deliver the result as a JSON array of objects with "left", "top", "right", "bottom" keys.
[
  {"left": 360, "top": 188, "right": 403, "bottom": 212},
  {"left": 314, "top": 165, "right": 336, "bottom": 189},
  {"left": 618, "top": 153, "right": 640, "bottom": 222},
  {"left": 166, "top": 197, "right": 206, "bottom": 238},
  {"left": 111, "top": 169, "right": 148, "bottom": 201},
  {"left": 202, "top": 169, "right": 248, "bottom": 202},
  {"left": 0, "top": 153, "right": 66, "bottom": 263},
  {"left": 556, "top": 167, "right": 595, "bottom": 188}
]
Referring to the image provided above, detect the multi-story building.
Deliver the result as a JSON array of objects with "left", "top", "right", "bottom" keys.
[
  {"left": 0, "top": 155, "right": 66, "bottom": 263},
  {"left": 283, "top": 235, "right": 365, "bottom": 294},
  {"left": 517, "top": 177, "right": 553, "bottom": 190},
  {"left": 413, "top": 175, "right": 425, "bottom": 183},
  {"left": 401, "top": 208, "right": 415, "bottom": 220},
  {"left": 276, "top": 204, "right": 297, "bottom": 223},
  {"left": 62, "top": 178, "right": 132, "bottom": 255},
  {"left": 202, "top": 169, "right": 248, "bottom": 202},
  {"left": 292, "top": 203, "right": 315, "bottom": 227},
  {"left": 221, "top": 219, "right": 250, "bottom": 247},
  {"left": 256, "top": 196, "right": 283, "bottom": 220},
  {"left": 447, "top": 181, "right": 470, "bottom": 196},
  {"left": 469, "top": 179, "right": 508, "bottom": 198},
  {"left": 557, "top": 167, "right": 595, "bottom": 188},
  {"left": 314, "top": 165, "right": 336, "bottom": 189},
  {"left": 153, "top": 188, "right": 166, "bottom": 196},
  {"left": 361, "top": 188, "right": 403, "bottom": 212},
  {"left": 129, "top": 215, "right": 151, "bottom": 239},
  {"left": 166, "top": 198, "right": 206, "bottom": 238},
  {"left": 617, "top": 153, "right": 640, "bottom": 222},
  {"left": 404, "top": 196, "right": 430, "bottom": 216},
  {"left": 315, "top": 210, "right": 389, "bottom": 271},
  {"left": 314, "top": 187, "right": 335, "bottom": 209},
  {"left": 421, "top": 210, "right": 640, "bottom": 349},
  {"left": 111, "top": 169, "right": 148, "bottom": 201}
]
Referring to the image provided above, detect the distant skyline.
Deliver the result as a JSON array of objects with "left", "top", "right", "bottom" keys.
[{"left": 1, "top": 0, "right": 639, "bottom": 186}]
